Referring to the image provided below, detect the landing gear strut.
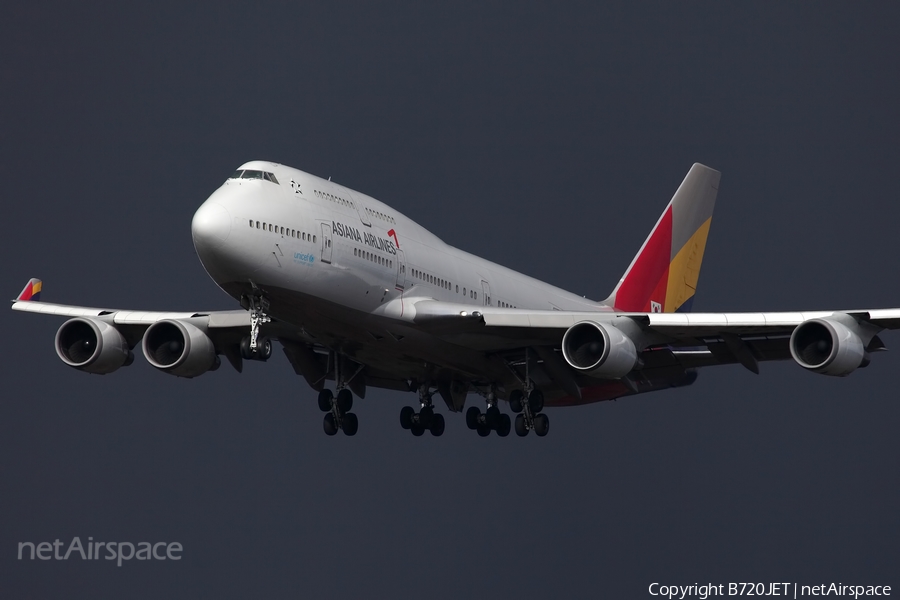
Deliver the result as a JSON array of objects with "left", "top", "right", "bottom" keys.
[
  {"left": 399, "top": 384, "right": 445, "bottom": 436},
  {"left": 508, "top": 349, "right": 550, "bottom": 437},
  {"left": 240, "top": 291, "right": 272, "bottom": 361},
  {"left": 466, "top": 391, "right": 511, "bottom": 437}
]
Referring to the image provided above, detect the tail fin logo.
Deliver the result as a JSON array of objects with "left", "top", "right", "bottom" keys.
[
  {"left": 605, "top": 164, "right": 720, "bottom": 314},
  {"left": 16, "top": 278, "right": 42, "bottom": 302}
]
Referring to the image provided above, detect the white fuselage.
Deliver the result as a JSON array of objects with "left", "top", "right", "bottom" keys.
[{"left": 191, "top": 160, "right": 609, "bottom": 319}]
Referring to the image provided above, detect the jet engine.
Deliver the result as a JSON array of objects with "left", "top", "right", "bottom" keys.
[
  {"left": 55, "top": 317, "right": 133, "bottom": 374},
  {"left": 561, "top": 320, "right": 638, "bottom": 378},
  {"left": 789, "top": 317, "right": 866, "bottom": 376},
  {"left": 142, "top": 319, "right": 219, "bottom": 378}
]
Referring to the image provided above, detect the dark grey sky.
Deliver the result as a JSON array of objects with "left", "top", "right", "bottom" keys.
[{"left": 2, "top": 2, "right": 898, "bottom": 598}]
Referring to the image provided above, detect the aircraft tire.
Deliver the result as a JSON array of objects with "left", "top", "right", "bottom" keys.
[
  {"left": 419, "top": 405, "right": 434, "bottom": 428},
  {"left": 534, "top": 413, "right": 549, "bottom": 437},
  {"left": 465, "top": 406, "right": 480, "bottom": 430},
  {"left": 342, "top": 412, "right": 359, "bottom": 436},
  {"left": 240, "top": 337, "right": 252, "bottom": 359},
  {"left": 496, "top": 414, "right": 511, "bottom": 437},
  {"left": 336, "top": 389, "right": 353, "bottom": 412},
  {"left": 318, "top": 389, "right": 333, "bottom": 412},
  {"left": 399, "top": 406, "right": 414, "bottom": 429},
  {"left": 514, "top": 414, "right": 528, "bottom": 437},
  {"left": 411, "top": 423, "right": 425, "bottom": 437},
  {"left": 257, "top": 337, "right": 273, "bottom": 360},
  {"left": 323, "top": 413, "right": 338, "bottom": 436},
  {"left": 509, "top": 390, "right": 524, "bottom": 413},
  {"left": 528, "top": 389, "right": 544, "bottom": 413},
  {"left": 485, "top": 406, "right": 501, "bottom": 429},
  {"left": 476, "top": 424, "right": 491, "bottom": 437},
  {"left": 430, "top": 414, "right": 445, "bottom": 437}
]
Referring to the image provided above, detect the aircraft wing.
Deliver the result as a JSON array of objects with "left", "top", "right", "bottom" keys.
[
  {"left": 11, "top": 298, "right": 250, "bottom": 327},
  {"left": 407, "top": 300, "right": 900, "bottom": 375}
]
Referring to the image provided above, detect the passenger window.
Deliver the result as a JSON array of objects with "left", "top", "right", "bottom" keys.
[
  {"left": 313, "top": 235, "right": 316, "bottom": 243},
  {"left": 248, "top": 219, "right": 253, "bottom": 227},
  {"left": 256, "top": 221, "right": 260, "bottom": 229}
]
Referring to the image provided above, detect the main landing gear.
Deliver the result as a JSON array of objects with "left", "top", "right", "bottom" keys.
[
  {"left": 317, "top": 352, "right": 361, "bottom": 436},
  {"left": 318, "top": 388, "right": 359, "bottom": 436},
  {"left": 509, "top": 388, "right": 549, "bottom": 437},
  {"left": 399, "top": 385, "right": 445, "bottom": 436},
  {"left": 466, "top": 391, "right": 512, "bottom": 437}
]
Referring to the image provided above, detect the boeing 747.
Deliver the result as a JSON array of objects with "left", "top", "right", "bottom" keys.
[{"left": 13, "top": 162, "right": 900, "bottom": 437}]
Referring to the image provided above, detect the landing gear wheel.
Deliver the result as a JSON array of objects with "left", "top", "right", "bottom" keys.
[
  {"left": 323, "top": 413, "right": 338, "bottom": 436},
  {"left": 342, "top": 412, "right": 359, "bottom": 436},
  {"left": 317, "top": 389, "right": 333, "bottom": 412},
  {"left": 465, "top": 406, "right": 480, "bottom": 430},
  {"left": 476, "top": 424, "right": 491, "bottom": 437},
  {"left": 497, "top": 414, "right": 511, "bottom": 437},
  {"left": 429, "top": 414, "right": 445, "bottom": 437},
  {"left": 485, "top": 406, "right": 500, "bottom": 429},
  {"left": 257, "top": 337, "right": 272, "bottom": 360},
  {"left": 534, "top": 413, "right": 549, "bottom": 437},
  {"left": 240, "top": 336, "right": 272, "bottom": 361},
  {"left": 240, "top": 336, "right": 253, "bottom": 359},
  {"left": 411, "top": 423, "right": 425, "bottom": 436},
  {"left": 419, "top": 405, "right": 434, "bottom": 428},
  {"left": 336, "top": 389, "right": 353, "bottom": 412},
  {"left": 509, "top": 389, "right": 525, "bottom": 413},
  {"left": 528, "top": 389, "right": 544, "bottom": 413},
  {"left": 400, "top": 406, "right": 414, "bottom": 429},
  {"left": 515, "top": 414, "right": 529, "bottom": 437}
]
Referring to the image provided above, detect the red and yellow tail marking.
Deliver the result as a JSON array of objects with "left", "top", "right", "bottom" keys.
[{"left": 16, "top": 278, "right": 42, "bottom": 302}]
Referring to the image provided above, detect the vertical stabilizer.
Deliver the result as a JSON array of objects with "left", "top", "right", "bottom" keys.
[{"left": 604, "top": 164, "right": 720, "bottom": 313}]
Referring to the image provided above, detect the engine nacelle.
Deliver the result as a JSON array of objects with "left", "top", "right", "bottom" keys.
[
  {"left": 142, "top": 320, "right": 219, "bottom": 378},
  {"left": 561, "top": 320, "right": 638, "bottom": 379},
  {"left": 55, "top": 317, "right": 132, "bottom": 374},
  {"left": 789, "top": 317, "right": 866, "bottom": 376}
]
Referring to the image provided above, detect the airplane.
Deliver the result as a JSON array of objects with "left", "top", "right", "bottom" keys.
[{"left": 13, "top": 162, "right": 900, "bottom": 438}]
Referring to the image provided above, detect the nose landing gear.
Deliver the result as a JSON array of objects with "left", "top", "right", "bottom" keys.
[{"left": 240, "top": 290, "right": 272, "bottom": 361}]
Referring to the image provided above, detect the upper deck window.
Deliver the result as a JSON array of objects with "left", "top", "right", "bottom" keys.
[{"left": 229, "top": 170, "right": 280, "bottom": 184}]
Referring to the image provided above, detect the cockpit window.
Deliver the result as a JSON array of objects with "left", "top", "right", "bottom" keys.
[{"left": 228, "top": 169, "right": 280, "bottom": 184}]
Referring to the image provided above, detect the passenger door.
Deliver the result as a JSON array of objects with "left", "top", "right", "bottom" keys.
[
  {"left": 395, "top": 249, "right": 407, "bottom": 291},
  {"left": 320, "top": 223, "right": 333, "bottom": 264},
  {"left": 481, "top": 280, "right": 492, "bottom": 306}
]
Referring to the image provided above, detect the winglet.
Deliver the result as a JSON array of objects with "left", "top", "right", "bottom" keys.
[{"left": 16, "top": 278, "right": 42, "bottom": 302}]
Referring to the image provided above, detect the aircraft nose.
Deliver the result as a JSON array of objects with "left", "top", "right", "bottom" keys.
[{"left": 191, "top": 201, "right": 232, "bottom": 250}]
